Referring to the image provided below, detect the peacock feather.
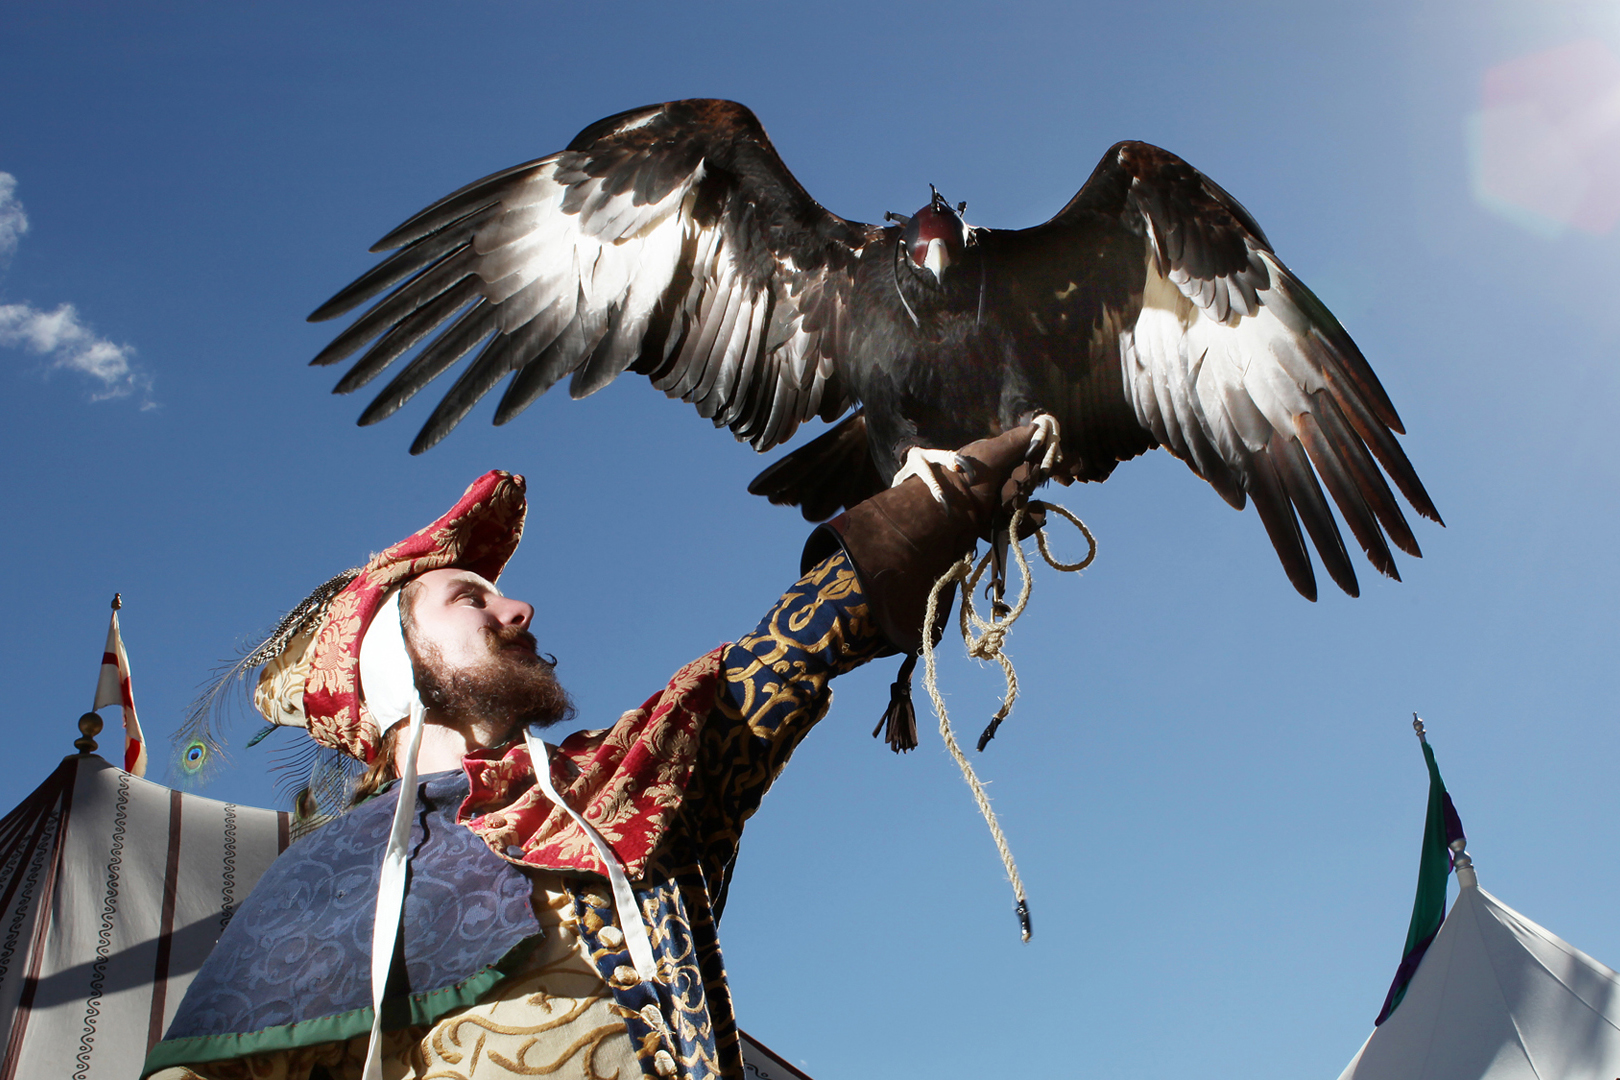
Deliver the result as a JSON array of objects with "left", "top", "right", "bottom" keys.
[{"left": 168, "top": 567, "right": 361, "bottom": 813}]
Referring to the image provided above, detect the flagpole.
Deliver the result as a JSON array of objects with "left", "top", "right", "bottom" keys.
[{"left": 73, "top": 597, "right": 119, "bottom": 756}]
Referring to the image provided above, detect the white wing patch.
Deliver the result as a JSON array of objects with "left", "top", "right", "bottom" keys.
[
  {"left": 472, "top": 157, "right": 698, "bottom": 342},
  {"left": 458, "top": 154, "right": 838, "bottom": 449},
  {"left": 1122, "top": 247, "right": 1331, "bottom": 503}
]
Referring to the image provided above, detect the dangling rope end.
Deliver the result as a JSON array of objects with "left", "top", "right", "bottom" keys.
[{"left": 912, "top": 477, "right": 1095, "bottom": 942}]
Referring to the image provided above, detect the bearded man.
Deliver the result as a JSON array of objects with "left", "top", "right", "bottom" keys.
[{"left": 143, "top": 424, "right": 1034, "bottom": 1080}]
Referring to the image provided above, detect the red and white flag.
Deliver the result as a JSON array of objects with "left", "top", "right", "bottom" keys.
[{"left": 93, "top": 598, "right": 146, "bottom": 776}]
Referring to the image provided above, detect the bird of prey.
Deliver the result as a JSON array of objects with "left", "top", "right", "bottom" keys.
[{"left": 308, "top": 98, "right": 1440, "bottom": 601}]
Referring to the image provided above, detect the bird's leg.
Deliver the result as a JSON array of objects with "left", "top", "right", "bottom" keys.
[
  {"left": 890, "top": 446, "right": 967, "bottom": 506},
  {"left": 988, "top": 526, "right": 1011, "bottom": 618}
]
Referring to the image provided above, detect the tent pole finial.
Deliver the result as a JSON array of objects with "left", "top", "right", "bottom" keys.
[
  {"left": 75, "top": 711, "right": 102, "bottom": 756},
  {"left": 1451, "top": 839, "right": 1476, "bottom": 888},
  {"left": 1412, "top": 713, "right": 1426, "bottom": 741}
]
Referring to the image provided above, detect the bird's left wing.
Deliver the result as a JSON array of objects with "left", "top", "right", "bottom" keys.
[
  {"left": 981, "top": 142, "right": 1441, "bottom": 600},
  {"left": 309, "top": 99, "right": 881, "bottom": 454}
]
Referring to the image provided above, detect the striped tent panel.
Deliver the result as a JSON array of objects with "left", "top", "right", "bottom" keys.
[
  {"left": 0, "top": 754, "right": 814, "bottom": 1079},
  {"left": 0, "top": 755, "right": 289, "bottom": 1079}
]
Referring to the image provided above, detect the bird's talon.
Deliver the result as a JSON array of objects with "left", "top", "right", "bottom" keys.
[
  {"left": 1026, "top": 413, "right": 1062, "bottom": 472},
  {"left": 891, "top": 447, "right": 965, "bottom": 506}
]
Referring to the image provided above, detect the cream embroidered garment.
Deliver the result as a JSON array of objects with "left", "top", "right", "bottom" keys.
[{"left": 154, "top": 873, "right": 640, "bottom": 1080}]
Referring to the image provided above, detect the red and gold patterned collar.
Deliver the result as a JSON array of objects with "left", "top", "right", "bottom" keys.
[{"left": 458, "top": 648, "right": 725, "bottom": 881}]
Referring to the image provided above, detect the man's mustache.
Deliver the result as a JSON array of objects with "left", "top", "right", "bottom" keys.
[{"left": 485, "top": 624, "right": 540, "bottom": 655}]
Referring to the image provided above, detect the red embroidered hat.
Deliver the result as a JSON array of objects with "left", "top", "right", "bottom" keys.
[{"left": 250, "top": 470, "right": 527, "bottom": 762}]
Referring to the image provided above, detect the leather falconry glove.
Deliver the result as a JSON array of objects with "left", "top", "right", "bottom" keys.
[
  {"left": 800, "top": 424, "right": 1039, "bottom": 655},
  {"left": 800, "top": 424, "right": 1039, "bottom": 753}
]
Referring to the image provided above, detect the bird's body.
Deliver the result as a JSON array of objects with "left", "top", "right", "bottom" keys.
[{"left": 310, "top": 98, "right": 1440, "bottom": 600}]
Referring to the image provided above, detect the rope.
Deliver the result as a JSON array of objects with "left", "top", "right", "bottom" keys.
[{"left": 917, "top": 483, "right": 1095, "bottom": 943}]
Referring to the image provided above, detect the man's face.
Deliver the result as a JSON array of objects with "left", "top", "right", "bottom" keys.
[
  {"left": 405, "top": 568, "right": 536, "bottom": 670},
  {"left": 401, "top": 567, "right": 573, "bottom": 737}
]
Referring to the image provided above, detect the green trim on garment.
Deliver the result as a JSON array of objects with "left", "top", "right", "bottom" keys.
[{"left": 140, "top": 934, "right": 540, "bottom": 1077}]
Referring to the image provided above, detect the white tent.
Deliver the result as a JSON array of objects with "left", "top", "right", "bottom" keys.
[
  {"left": 1338, "top": 868, "right": 1620, "bottom": 1079},
  {"left": 0, "top": 740, "right": 809, "bottom": 1079},
  {"left": 0, "top": 750, "right": 289, "bottom": 1078}
]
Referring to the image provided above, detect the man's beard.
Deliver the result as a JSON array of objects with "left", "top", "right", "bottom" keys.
[{"left": 408, "top": 624, "right": 575, "bottom": 742}]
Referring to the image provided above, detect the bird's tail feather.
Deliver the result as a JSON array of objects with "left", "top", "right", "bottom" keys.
[{"left": 747, "top": 411, "right": 886, "bottom": 522}]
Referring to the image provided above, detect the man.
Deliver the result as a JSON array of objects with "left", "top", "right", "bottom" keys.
[{"left": 144, "top": 424, "right": 1035, "bottom": 1080}]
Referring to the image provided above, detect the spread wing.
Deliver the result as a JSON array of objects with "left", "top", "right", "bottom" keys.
[
  {"left": 982, "top": 141, "right": 1441, "bottom": 601},
  {"left": 309, "top": 99, "right": 881, "bottom": 454}
]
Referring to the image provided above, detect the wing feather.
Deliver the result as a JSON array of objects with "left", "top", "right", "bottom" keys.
[
  {"left": 1311, "top": 392, "right": 1419, "bottom": 557},
  {"left": 493, "top": 334, "right": 576, "bottom": 425},
  {"left": 359, "top": 300, "right": 495, "bottom": 425},
  {"left": 689, "top": 280, "right": 750, "bottom": 411},
  {"left": 333, "top": 277, "right": 481, "bottom": 395},
  {"left": 310, "top": 99, "right": 876, "bottom": 454},
  {"left": 309, "top": 202, "right": 501, "bottom": 325},
  {"left": 412, "top": 330, "right": 528, "bottom": 453},
  {"left": 718, "top": 298, "right": 771, "bottom": 427},
  {"left": 1295, "top": 406, "right": 1398, "bottom": 578},
  {"left": 984, "top": 139, "right": 1438, "bottom": 598},
  {"left": 314, "top": 246, "right": 480, "bottom": 370},
  {"left": 1316, "top": 349, "right": 1440, "bottom": 525},
  {"left": 1272, "top": 431, "right": 1358, "bottom": 596},
  {"left": 1247, "top": 441, "right": 1317, "bottom": 601},
  {"left": 370, "top": 158, "right": 552, "bottom": 251}
]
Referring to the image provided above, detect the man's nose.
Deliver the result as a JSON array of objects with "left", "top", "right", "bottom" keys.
[{"left": 492, "top": 596, "right": 533, "bottom": 630}]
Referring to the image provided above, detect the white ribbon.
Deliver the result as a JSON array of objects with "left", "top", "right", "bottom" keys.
[
  {"left": 352, "top": 590, "right": 655, "bottom": 1080},
  {"left": 524, "top": 728, "right": 658, "bottom": 984},
  {"left": 357, "top": 590, "right": 426, "bottom": 1080}
]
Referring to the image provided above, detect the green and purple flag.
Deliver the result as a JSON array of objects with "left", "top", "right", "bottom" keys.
[{"left": 1374, "top": 720, "right": 1467, "bottom": 1026}]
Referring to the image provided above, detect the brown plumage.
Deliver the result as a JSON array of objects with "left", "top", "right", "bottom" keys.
[{"left": 308, "top": 99, "right": 1441, "bottom": 600}]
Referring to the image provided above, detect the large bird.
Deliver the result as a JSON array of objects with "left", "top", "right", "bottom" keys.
[{"left": 309, "top": 98, "right": 1440, "bottom": 600}]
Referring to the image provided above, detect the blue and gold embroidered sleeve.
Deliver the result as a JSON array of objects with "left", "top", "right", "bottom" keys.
[
  {"left": 724, "top": 548, "right": 883, "bottom": 732},
  {"left": 675, "top": 551, "right": 887, "bottom": 875},
  {"left": 620, "top": 550, "right": 889, "bottom": 1080}
]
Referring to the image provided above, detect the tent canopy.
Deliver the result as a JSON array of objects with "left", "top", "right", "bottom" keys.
[
  {"left": 0, "top": 754, "right": 289, "bottom": 1079},
  {"left": 0, "top": 750, "right": 812, "bottom": 1080},
  {"left": 1339, "top": 879, "right": 1620, "bottom": 1080}
]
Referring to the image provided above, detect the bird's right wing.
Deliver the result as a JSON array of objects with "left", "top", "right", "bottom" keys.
[
  {"left": 309, "top": 99, "right": 881, "bottom": 454},
  {"left": 983, "top": 141, "right": 1441, "bottom": 600}
]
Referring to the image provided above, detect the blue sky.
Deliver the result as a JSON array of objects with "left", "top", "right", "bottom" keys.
[{"left": 3, "top": 1, "right": 1618, "bottom": 1075}]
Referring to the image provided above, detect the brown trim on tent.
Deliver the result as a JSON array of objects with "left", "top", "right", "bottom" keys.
[
  {"left": 0, "top": 756, "right": 79, "bottom": 1080},
  {"left": 146, "top": 788, "right": 185, "bottom": 1054},
  {"left": 740, "top": 1030, "right": 816, "bottom": 1080},
  {"left": 0, "top": 763, "right": 67, "bottom": 961},
  {"left": 276, "top": 810, "right": 290, "bottom": 854}
]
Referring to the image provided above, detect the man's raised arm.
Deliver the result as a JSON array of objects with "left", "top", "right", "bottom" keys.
[{"left": 690, "top": 424, "right": 1039, "bottom": 863}]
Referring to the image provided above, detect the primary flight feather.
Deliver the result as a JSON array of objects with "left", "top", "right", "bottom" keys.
[{"left": 309, "top": 98, "right": 1441, "bottom": 601}]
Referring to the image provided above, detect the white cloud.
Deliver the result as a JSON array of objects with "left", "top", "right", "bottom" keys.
[
  {"left": 0, "top": 302, "right": 153, "bottom": 407},
  {"left": 0, "top": 173, "right": 26, "bottom": 260},
  {"left": 0, "top": 172, "right": 154, "bottom": 407}
]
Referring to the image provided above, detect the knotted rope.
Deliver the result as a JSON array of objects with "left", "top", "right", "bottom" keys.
[{"left": 918, "top": 461, "right": 1096, "bottom": 942}]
